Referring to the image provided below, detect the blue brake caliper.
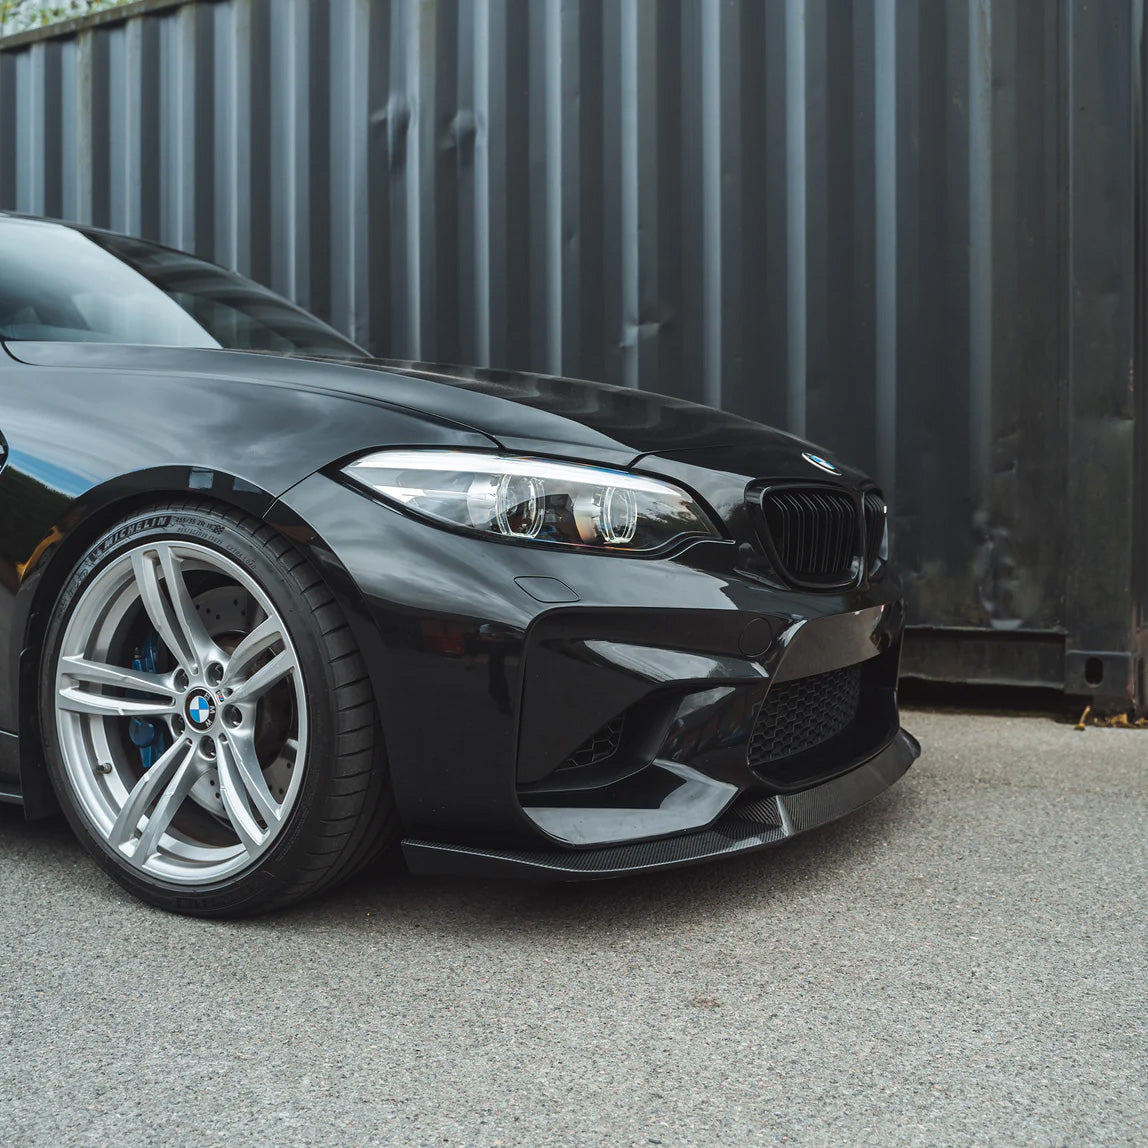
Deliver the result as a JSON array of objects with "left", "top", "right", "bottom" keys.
[{"left": 128, "top": 630, "right": 169, "bottom": 770}]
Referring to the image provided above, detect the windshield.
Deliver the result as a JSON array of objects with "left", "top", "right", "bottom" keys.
[{"left": 0, "top": 217, "right": 364, "bottom": 359}]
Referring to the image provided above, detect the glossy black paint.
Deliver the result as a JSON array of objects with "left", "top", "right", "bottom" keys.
[
  {"left": 0, "top": 216, "right": 917, "bottom": 873},
  {"left": 267, "top": 473, "right": 908, "bottom": 859}
]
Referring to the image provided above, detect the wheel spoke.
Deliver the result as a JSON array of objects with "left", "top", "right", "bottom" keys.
[
  {"left": 156, "top": 543, "right": 223, "bottom": 670},
  {"left": 108, "top": 739, "right": 198, "bottom": 857},
  {"left": 227, "top": 650, "right": 295, "bottom": 705},
  {"left": 57, "top": 679, "right": 178, "bottom": 719},
  {"left": 57, "top": 652, "right": 176, "bottom": 720},
  {"left": 58, "top": 655, "right": 175, "bottom": 699},
  {"left": 225, "top": 617, "right": 284, "bottom": 682},
  {"left": 131, "top": 545, "right": 220, "bottom": 675},
  {"left": 131, "top": 755, "right": 202, "bottom": 866},
  {"left": 132, "top": 548, "right": 195, "bottom": 674},
  {"left": 218, "top": 730, "right": 281, "bottom": 826},
  {"left": 216, "top": 738, "right": 272, "bottom": 853}
]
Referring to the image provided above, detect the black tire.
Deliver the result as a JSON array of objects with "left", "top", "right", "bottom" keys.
[{"left": 39, "top": 500, "right": 399, "bottom": 917}]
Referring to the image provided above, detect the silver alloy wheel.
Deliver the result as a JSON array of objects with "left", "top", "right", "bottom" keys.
[{"left": 54, "top": 540, "right": 308, "bottom": 885}]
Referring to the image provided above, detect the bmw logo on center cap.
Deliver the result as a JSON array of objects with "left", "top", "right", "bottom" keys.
[
  {"left": 802, "top": 451, "right": 842, "bottom": 476},
  {"left": 186, "top": 689, "right": 216, "bottom": 731}
]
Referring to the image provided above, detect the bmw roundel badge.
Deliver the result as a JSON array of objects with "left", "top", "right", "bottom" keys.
[
  {"left": 802, "top": 451, "right": 842, "bottom": 476},
  {"left": 185, "top": 689, "right": 217, "bottom": 731}
]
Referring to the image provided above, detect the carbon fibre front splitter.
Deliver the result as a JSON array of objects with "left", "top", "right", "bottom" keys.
[{"left": 401, "top": 729, "right": 920, "bottom": 881}]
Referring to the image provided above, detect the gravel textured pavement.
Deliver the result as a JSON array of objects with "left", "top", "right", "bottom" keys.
[{"left": 0, "top": 708, "right": 1144, "bottom": 1147}]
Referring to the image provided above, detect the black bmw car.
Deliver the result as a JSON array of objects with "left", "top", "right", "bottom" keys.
[{"left": 0, "top": 213, "right": 918, "bottom": 916}]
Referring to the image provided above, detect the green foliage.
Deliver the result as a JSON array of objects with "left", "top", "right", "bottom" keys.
[{"left": 0, "top": 0, "right": 134, "bottom": 36}]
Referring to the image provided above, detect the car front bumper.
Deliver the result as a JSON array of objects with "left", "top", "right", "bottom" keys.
[
  {"left": 403, "top": 728, "right": 919, "bottom": 879},
  {"left": 271, "top": 474, "right": 919, "bottom": 878}
]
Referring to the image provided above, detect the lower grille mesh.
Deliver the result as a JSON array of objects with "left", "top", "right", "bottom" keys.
[{"left": 748, "top": 665, "right": 862, "bottom": 769}]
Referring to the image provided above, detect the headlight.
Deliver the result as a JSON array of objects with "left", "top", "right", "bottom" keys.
[{"left": 342, "top": 450, "right": 722, "bottom": 553}]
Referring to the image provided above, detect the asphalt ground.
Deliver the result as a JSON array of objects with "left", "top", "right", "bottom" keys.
[{"left": 0, "top": 708, "right": 1144, "bottom": 1147}]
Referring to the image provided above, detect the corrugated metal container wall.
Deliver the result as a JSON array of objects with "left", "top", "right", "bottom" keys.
[{"left": 1, "top": 0, "right": 1145, "bottom": 699}]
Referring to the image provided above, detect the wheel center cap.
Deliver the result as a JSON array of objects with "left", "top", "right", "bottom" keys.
[{"left": 185, "top": 688, "right": 217, "bottom": 732}]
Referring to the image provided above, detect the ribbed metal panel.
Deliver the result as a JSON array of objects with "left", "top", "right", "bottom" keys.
[{"left": 0, "top": 0, "right": 1145, "bottom": 697}]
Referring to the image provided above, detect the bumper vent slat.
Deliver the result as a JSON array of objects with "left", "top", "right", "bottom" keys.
[
  {"left": 748, "top": 665, "right": 863, "bottom": 770},
  {"left": 759, "top": 488, "right": 860, "bottom": 586},
  {"left": 558, "top": 715, "right": 625, "bottom": 772}
]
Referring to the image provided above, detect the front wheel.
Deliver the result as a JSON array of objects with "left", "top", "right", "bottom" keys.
[{"left": 39, "top": 502, "right": 398, "bottom": 916}]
